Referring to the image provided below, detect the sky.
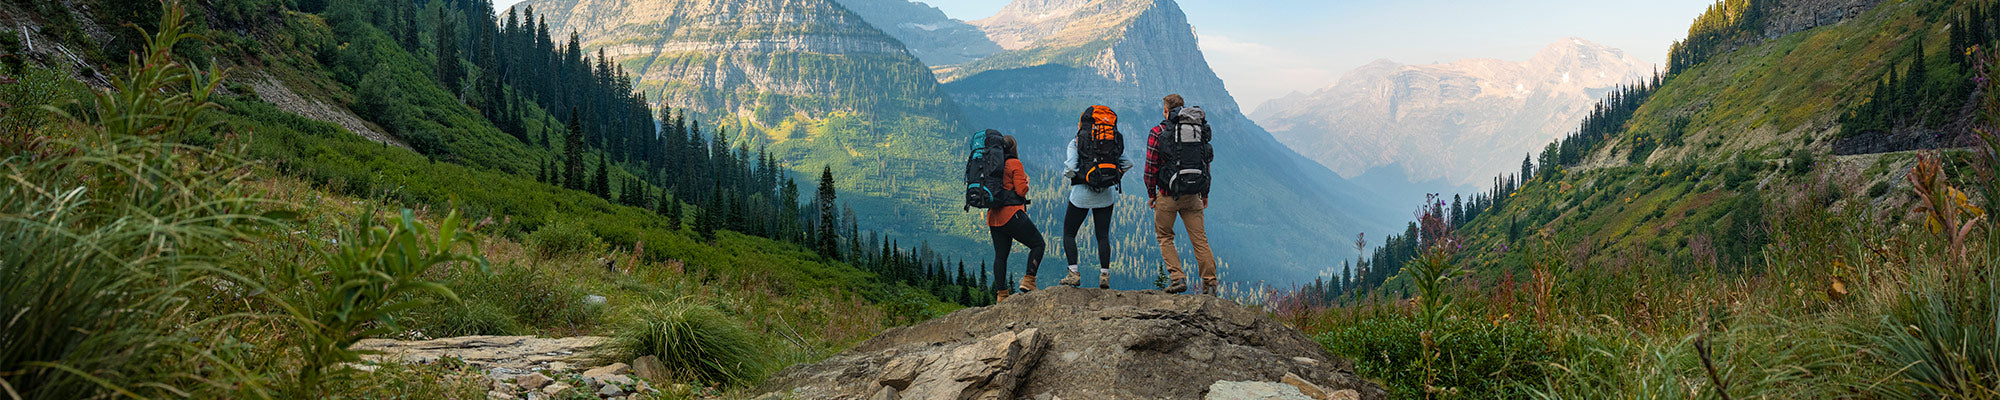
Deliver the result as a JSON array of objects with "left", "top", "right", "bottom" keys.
[{"left": 494, "top": 0, "right": 1718, "bottom": 110}]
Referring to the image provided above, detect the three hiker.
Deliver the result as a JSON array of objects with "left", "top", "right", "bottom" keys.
[{"left": 965, "top": 94, "right": 1217, "bottom": 300}]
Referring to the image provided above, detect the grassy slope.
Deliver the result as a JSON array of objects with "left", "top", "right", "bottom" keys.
[
  {"left": 1444, "top": 0, "right": 1958, "bottom": 276},
  {"left": 94, "top": 2, "right": 952, "bottom": 395},
  {"left": 1290, "top": 2, "right": 1998, "bottom": 398}
]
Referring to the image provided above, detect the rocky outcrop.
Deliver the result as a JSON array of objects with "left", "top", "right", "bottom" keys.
[
  {"left": 1251, "top": 38, "right": 1652, "bottom": 186},
  {"left": 1761, "top": 0, "right": 1884, "bottom": 40},
  {"left": 753, "top": 287, "right": 1387, "bottom": 400},
  {"left": 350, "top": 335, "right": 608, "bottom": 372}
]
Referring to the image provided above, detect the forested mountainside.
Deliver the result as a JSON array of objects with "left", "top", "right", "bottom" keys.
[
  {"left": 942, "top": 0, "right": 1401, "bottom": 286},
  {"left": 1270, "top": 1, "right": 2000, "bottom": 398},
  {"left": 0, "top": 0, "right": 1003, "bottom": 397},
  {"left": 1253, "top": 38, "right": 1653, "bottom": 187}
]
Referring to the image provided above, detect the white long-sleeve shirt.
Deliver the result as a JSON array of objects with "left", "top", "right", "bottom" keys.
[{"left": 1064, "top": 138, "right": 1129, "bottom": 209}]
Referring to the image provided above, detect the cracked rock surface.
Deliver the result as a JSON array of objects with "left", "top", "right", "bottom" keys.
[{"left": 754, "top": 287, "right": 1386, "bottom": 399}]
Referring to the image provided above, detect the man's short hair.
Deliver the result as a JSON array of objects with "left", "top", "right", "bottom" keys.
[{"left": 1163, "top": 94, "right": 1185, "bottom": 111}]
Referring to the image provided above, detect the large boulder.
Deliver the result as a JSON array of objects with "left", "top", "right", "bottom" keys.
[{"left": 754, "top": 287, "right": 1386, "bottom": 399}]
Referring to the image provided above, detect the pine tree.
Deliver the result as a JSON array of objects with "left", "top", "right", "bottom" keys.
[
  {"left": 564, "top": 109, "right": 585, "bottom": 191},
  {"left": 594, "top": 152, "right": 612, "bottom": 198},
  {"left": 816, "top": 166, "right": 840, "bottom": 259},
  {"left": 433, "top": 8, "right": 463, "bottom": 97}
]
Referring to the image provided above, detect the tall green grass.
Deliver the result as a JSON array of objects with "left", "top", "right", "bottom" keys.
[
  {"left": 609, "top": 300, "right": 770, "bottom": 387},
  {"left": 0, "top": 3, "right": 280, "bottom": 396}
]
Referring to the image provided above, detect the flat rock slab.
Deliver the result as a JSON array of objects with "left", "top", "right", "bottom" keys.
[
  {"left": 754, "top": 287, "right": 1387, "bottom": 399},
  {"left": 1206, "top": 381, "right": 1315, "bottom": 400},
  {"left": 350, "top": 335, "right": 608, "bottom": 372}
]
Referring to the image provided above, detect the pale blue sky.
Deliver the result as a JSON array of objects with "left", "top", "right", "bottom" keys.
[{"left": 494, "top": 0, "right": 1718, "bottom": 108}]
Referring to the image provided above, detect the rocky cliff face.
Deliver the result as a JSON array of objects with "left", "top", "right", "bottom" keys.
[
  {"left": 1252, "top": 38, "right": 1652, "bottom": 186},
  {"left": 942, "top": 0, "right": 1397, "bottom": 283},
  {"left": 754, "top": 287, "right": 1386, "bottom": 399},
  {"left": 520, "top": 0, "right": 954, "bottom": 123},
  {"left": 832, "top": 0, "right": 1001, "bottom": 67}
]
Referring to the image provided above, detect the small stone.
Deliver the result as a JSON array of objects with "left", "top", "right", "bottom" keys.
[
  {"left": 486, "top": 390, "right": 516, "bottom": 400},
  {"left": 1280, "top": 373, "right": 1330, "bottom": 399},
  {"left": 541, "top": 382, "right": 572, "bottom": 395},
  {"left": 877, "top": 357, "right": 921, "bottom": 390},
  {"left": 1328, "top": 389, "right": 1360, "bottom": 400},
  {"left": 1204, "top": 381, "right": 1312, "bottom": 400},
  {"left": 597, "top": 383, "right": 626, "bottom": 397},
  {"left": 547, "top": 361, "right": 572, "bottom": 372},
  {"left": 584, "top": 295, "right": 608, "bottom": 305},
  {"left": 515, "top": 373, "right": 553, "bottom": 390},
  {"left": 632, "top": 355, "right": 668, "bottom": 382},
  {"left": 583, "top": 362, "right": 631, "bottom": 378},
  {"left": 871, "top": 385, "right": 899, "bottom": 400}
]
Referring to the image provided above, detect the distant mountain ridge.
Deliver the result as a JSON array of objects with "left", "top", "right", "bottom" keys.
[
  {"left": 1252, "top": 38, "right": 1652, "bottom": 186},
  {"left": 832, "top": 0, "right": 1002, "bottom": 67},
  {"left": 520, "top": 0, "right": 955, "bottom": 123}
]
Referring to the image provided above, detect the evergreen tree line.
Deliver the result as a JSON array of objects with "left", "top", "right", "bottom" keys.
[
  {"left": 1666, "top": 0, "right": 1775, "bottom": 75},
  {"left": 1842, "top": 3, "right": 1998, "bottom": 138},
  {"left": 325, "top": 1, "right": 993, "bottom": 306}
]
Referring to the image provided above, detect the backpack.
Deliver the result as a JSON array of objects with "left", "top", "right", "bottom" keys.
[
  {"left": 964, "top": 129, "right": 1027, "bottom": 210},
  {"left": 1074, "top": 105, "right": 1125, "bottom": 189},
  {"left": 1161, "top": 106, "right": 1212, "bottom": 196}
]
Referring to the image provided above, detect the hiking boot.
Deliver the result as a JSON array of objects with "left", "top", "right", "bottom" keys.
[
  {"left": 1058, "top": 270, "right": 1082, "bottom": 287},
  {"left": 1164, "top": 279, "right": 1187, "bottom": 294},
  {"left": 1098, "top": 270, "right": 1111, "bottom": 289},
  {"left": 1018, "top": 275, "right": 1038, "bottom": 293},
  {"left": 1202, "top": 280, "right": 1219, "bottom": 296},
  {"left": 996, "top": 290, "right": 1010, "bottom": 303}
]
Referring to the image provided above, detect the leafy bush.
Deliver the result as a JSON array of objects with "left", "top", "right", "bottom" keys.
[
  {"left": 611, "top": 301, "right": 769, "bottom": 387},
  {"left": 528, "top": 221, "right": 608, "bottom": 260},
  {"left": 1316, "top": 316, "right": 1554, "bottom": 398}
]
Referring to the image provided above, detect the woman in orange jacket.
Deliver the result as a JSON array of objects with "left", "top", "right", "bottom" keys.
[{"left": 989, "top": 135, "right": 1045, "bottom": 301}]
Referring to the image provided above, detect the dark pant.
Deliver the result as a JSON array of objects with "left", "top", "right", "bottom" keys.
[
  {"left": 1063, "top": 204, "right": 1114, "bottom": 269},
  {"left": 990, "top": 211, "right": 1045, "bottom": 292}
]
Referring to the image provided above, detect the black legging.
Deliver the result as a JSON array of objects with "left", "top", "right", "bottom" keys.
[
  {"left": 990, "top": 210, "right": 1045, "bottom": 292},
  {"left": 1063, "top": 204, "right": 1113, "bottom": 269}
]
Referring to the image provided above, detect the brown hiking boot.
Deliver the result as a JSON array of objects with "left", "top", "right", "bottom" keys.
[
  {"left": 996, "top": 290, "right": 1010, "bottom": 303},
  {"left": 1202, "top": 280, "right": 1219, "bottom": 296},
  {"left": 1098, "top": 270, "right": 1111, "bottom": 289},
  {"left": 1018, "top": 275, "right": 1038, "bottom": 293},
  {"left": 1164, "top": 279, "right": 1187, "bottom": 294},
  {"left": 1058, "top": 270, "right": 1082, "bottom": 287}
]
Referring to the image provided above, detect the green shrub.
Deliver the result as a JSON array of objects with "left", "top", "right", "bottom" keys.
[
  {"left": 611, "top": 301, "right": 769, "bottom": 387},
  {"left": 424, "top": 299, "right": 525, "bottom": 337},
  {"left": 1868, "top": 181, "right": 1892, "bottom": 198},
  {"left": 419, "top": 264, "right": 600, "bottom": 335},
  {"left": 528, "top": 221, "right": 608, "bottom": 260},
  {"left": 1316, "top": 315, "right": 1554, "bottom": 399}
]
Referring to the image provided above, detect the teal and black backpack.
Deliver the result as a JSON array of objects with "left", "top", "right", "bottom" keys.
[{"left": 965, "top": 129, "right": 1028, "bottom": 210}]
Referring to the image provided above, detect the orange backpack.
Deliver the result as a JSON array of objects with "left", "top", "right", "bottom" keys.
[{"left": 1075, "top": 105, "right": 1125, "bottom": 189}]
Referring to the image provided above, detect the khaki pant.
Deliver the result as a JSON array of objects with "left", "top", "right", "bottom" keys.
[{"left": 1154, "top": 194, "right": 1215, "bottom": 285}]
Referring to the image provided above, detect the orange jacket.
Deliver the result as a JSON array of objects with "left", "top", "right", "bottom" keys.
[{"left": 986, "top": 158, "right": 1029, "bottom": 227}]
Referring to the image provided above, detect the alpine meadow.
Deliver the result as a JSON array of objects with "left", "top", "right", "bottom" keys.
[{"left": 0, "top": 0, "right": 1995, "bottom": 399}]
